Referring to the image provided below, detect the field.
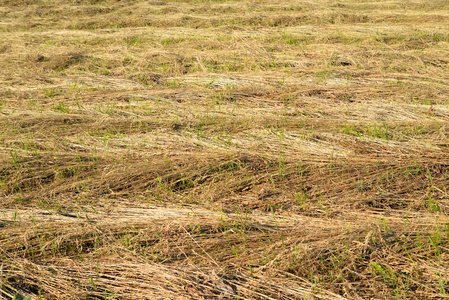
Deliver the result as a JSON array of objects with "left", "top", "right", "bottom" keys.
[{"left": 1, "top": 0, "right": 449, "bottom": 299}]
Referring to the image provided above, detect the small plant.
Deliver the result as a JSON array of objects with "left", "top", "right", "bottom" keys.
[
  {"left": 165, "top": 79, "right": 179, "bottom": 88},
  {"left": 371, "top": 262, "right": 398, "bottom": 288},
  {"left": 13, "top": 296, "right": 31, "bottom": 300},
  {"left": 138, "top": 74, "right": 148, "bottom": 85},
  {"left": 53, "top": 102, "right": 70, "bottom": 113},
  {"left": 426, "top": 188, "right": 441, "bottom": 213},
  {"left": 45, "top": 89, "right": 55, "bottom": 98}
]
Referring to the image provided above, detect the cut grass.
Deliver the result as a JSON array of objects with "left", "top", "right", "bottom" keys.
[{"left": 1, "top": 0, "right": 449, "bottom": 299}]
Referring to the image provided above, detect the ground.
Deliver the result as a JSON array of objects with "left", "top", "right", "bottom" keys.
[{"left": 1, "top": 0, "right": 449, "bottom": 299}]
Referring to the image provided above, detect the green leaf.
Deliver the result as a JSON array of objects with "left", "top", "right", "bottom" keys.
[{"left": 12, "top": 296, "right": 31, "bottom": 300}]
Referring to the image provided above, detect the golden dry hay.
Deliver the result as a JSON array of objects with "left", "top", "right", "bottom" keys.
[{"left": 1, "top": 0, "right": 449, "bottom": 299}]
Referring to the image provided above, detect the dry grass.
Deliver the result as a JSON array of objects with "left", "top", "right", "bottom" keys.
[{"left": 1, "top": 0, "right": 449, "bottom": 299}]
